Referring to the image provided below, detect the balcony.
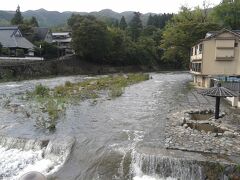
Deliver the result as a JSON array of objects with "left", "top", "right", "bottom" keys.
[
  {"left": 191, "top": 54, "right": 202, "bottom": 61},
  {"left": 191, "top": 44, "right": 203, "bottom": 61}
]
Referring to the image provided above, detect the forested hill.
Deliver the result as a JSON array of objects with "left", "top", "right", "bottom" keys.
[{"left": 0, "top": 8, "right": 158, "bottom": 27}]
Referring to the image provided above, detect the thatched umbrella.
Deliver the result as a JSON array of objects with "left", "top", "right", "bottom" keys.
[{"left": 198, "top": 83, "right": 238, "bottom": 119}]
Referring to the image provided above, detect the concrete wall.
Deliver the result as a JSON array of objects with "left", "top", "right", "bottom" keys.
[{"left": 193, "top": 75, "right": 211, "bottom": 88}]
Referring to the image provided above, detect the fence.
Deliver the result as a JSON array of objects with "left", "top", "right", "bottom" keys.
[{"left": 213, "top": 79, "right": 240, "bottom": 92}]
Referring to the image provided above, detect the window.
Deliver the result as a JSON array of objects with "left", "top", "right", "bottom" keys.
[
  {"left": 235, "top": 42, "right": 238, "bottom": 47},
  {"left": 215, "top": 40, "right": 235, "bottom": 60},
  {"left": 191, "top": 63, "right": 202, "bottom": 73},
  {"left": 199, "top": 44, "right": 203, "bottom": 54}
]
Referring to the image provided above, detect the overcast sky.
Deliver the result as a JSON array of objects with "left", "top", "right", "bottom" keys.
[{"left": 1, "top": 0, "right": 221, "bottom": 13}]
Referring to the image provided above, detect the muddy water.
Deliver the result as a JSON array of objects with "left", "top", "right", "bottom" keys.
[{"left": 0, "top": 72, "right": 199, "bottom": 179}]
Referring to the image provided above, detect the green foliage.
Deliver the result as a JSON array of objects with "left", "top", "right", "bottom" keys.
[
  {"left": 1, "top": 69, "right": 14, "bottom": 81},
  {"left": 16, "top": 49, "right": 24, "bottom": 57},
  {"left": 236, "top": 164, "right": 240, "bottom": 172},
  {"left": 65, "top": 81, "right": 73, "bottom": 87},
  {"left": 34, "top": 84, "right": 50, "bottom": 97},
  {"left": 161, "top": 6, "right": 221, "bottom": 68},
  {"left": 10, "top": 6, "right": 41, "bottom": 43},
  {"left": 108, "top": 28, "right": 128, "bottom": 65},
  {"left": 147, "top": 13, "right": 173, "bottom": 29},
  {"left": 119, "top": 16, "right": 128, "bottom": 30},
  {"left": 108, "top": 86, "right": 124, "bottom": 98},
  {"left": 128, "top": 12, "right": 143, "bottom": 41},
  {"left": 125, "top": 36, "right": 158, "bottom": 65},
  {"left": 34, "top": 41, "right": 59, "bottom": 59},
  {"left": 11, "top": 5, "right": 23, "bottom": 25},
  {"left": 30, "top": 16, "right": 39, "bottom": 27},
  {"left": 142, "top": 25, "right": 158, "bottom": 36},
  {"left": 46, "top": 100, "right": 60, "bottom": 121},
  {"left": 211, "top": 0, "right": 240, "bottom": 29},
  {"left": 1, "top": 48, "right": 10, "bottom": 56},
  {"left": 69, "top": 15, "right": 111, "bottom": 63}
]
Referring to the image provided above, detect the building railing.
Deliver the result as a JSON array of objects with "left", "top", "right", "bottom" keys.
[{"left": 213, "top": 78, "right": 240, "bottom": 93}]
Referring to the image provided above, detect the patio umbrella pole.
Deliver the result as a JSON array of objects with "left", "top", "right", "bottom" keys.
[
  {"left": 215, "top": 96, "right": 220, "bottom": 119},
  {"left": 199, "top": 82, "right": 237, "bottom": 120}
]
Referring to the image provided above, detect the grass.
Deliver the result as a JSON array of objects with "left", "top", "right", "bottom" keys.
[
  {"left": 185, "top": 81, "right": 195, "bottom": 92},
  {"left": 108, "top": 86, "right": 124, "bottom": 98},
  {"left": 28, "top": 73, "right": 149, "bottom": 130}
]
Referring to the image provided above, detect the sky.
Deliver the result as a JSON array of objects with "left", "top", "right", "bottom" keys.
[{"left": 1, "top": 0, "right": 222, "bottom": 13}]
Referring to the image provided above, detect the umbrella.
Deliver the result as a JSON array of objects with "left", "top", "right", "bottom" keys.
[{"left": 198, "top": 83, "right": 238, "bottom": 119}]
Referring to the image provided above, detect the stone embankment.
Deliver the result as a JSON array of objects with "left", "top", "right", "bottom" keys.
[
  {"left": 163, "top": 89, "right": 240, "bottom": 179},
  {"left": 0, "top": 56, "right": 163, "bottom": 82},
  {"left": 165, "top": 109, "right": 240, "bottom": 156}
]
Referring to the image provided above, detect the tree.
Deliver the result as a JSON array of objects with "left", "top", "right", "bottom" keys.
[
  {"left": 142, "top": 25, "right": 158, "bottom": 37},
  {"left": 108, "top": 28, "right": 127, "bottom": 65},
  {"left": 69, "top": 15, "right": 111, "bottom": 63},
  {"left": 30, "top": 16, "right": 39, "bottom": 27},
  {"left": 128, "top": 12, "right": 143, "bottom": 41},
  {"left": 211, "top": 0, "right": 240, "bottom": 29},
  {"left": 34, "top": 41, "right": 59, "bottom": 59},
  {"left": 147, "top": 14, "right": 154, "bottom": 26},
  {"left": 119, "top": 16, "right": 127, "bottom": 30},
  {"left": 147, "top": 14, "right": 173, "bottom": 29},
  {"left": 11, "top": 5, "right": 24, "bottom": 25},
  {"left": 161, "top": 6, "right": 221, "bottom": 68}
]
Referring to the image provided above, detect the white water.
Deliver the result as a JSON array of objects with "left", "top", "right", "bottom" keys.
[
  {"left": 110, "top": 130, "right": 177, "bottom": 180},
  {"left": 133, "top": 176, "right": 176, "bottom": 180},
  {"left": 131, "top": 150, "right": 204, "bottom": 180},
  {"left": 131, "top": 150, "right": 177, "bottom": 180},
  {"left": 0, "top": 147, "right": 58, "bottom": 179},
  {"left": 0, "top": 136, "right": 75, "bottom": 179}
]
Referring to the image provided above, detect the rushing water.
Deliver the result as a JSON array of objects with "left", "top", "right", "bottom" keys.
[{"left": 0, "top": 72, "right": 216, "bottom": 179}]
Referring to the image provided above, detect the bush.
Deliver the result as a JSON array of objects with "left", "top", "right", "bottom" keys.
[
  {"left": 1, "top": 48, "right": 10, "bottom": 56},
  {"left": 108, "top": 86, "right": 124, "bottom": 98},
  {"left": 16, "top": 49, "right": 25, "bottom": 57},
  {"left": 34, "top": 41, "right": 59, "bottom": 59},
  {"left": 65, "top": 81, "right": 73, "bottom": 87},
  {"left": 34, "top": 84, "right": 49, "bottom": 97},
  {"left": 54, "top": 85, "right": 66, "bottom": 96}
]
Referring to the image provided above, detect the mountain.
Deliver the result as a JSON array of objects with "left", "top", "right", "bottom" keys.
[
  {"left": 23, "top": 9, "right": 73, "bottom": 27},
  {"left": 0, "top": 8, "right": 157, "bottom": 27}
]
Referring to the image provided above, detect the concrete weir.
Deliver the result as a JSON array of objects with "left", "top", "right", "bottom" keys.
[
  {"left": 0, "top": 135, "right": 75, "bottom": 179},
  {"left": 134, "top": 145, "right": 240, "bottom": 180}
]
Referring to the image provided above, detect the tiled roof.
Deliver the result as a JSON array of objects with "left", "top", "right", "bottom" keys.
[
  {"left": 0, "top": 26, "right": 34, "bottom": 50},
  {"left": 205, "top": 29, "right": 240, "bottom": 39},
  {"left": 0, "top": 26, "right": 19, "bottom": 30},
  {"left": 33, "top": 27, "right": 50, "bottom": 40}
]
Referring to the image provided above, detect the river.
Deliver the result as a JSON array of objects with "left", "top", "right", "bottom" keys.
[{"left": 0, "top": 72, "right": 217, "bottom": 179}]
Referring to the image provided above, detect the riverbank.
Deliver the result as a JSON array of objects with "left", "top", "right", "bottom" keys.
[{"left": 0, "top": 56, "right": 184, "bottom": 82}]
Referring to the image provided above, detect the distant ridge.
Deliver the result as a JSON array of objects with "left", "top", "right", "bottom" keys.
[{"left": 0, "top": 8, "right": 159, "bottom": 27}]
